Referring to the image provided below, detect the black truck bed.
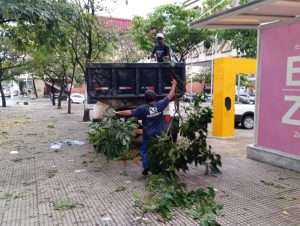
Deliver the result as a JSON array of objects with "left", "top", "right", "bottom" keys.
[{"left": 86, "top": 63, "right": 186, "bottom": 104}]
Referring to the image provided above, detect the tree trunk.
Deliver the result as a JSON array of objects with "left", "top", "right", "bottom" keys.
[
  {"left": 51, "top": 81, "right": 56, "bottom": 106},
  {"left": 32, "top": 78, "right": 38, "bottom": 98},
  {"left": 0, "top": 81, "right": 6, "bottom": 107},
  {"left": 57, "top": 77, "right": 65, "bottom": 109},
  {"left": 68, "top": 66, "right": 76, "bottom": 114}
]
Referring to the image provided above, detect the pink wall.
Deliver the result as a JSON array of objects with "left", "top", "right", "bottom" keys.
[{"left": 257, "top": 21, "right": 300, "bottom": 156}]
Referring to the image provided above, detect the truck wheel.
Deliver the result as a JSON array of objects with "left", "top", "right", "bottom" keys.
[{"left": 242, "top": 115, "right": 254, "bottom": 129}]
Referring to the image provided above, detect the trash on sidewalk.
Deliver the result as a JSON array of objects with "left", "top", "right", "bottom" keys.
[
  {"left": 74, "top": 169, "right": 86, "bottom": 173},
  {"left": 49, "top": 139, "right": 85, "bottom": 151},
  {"left": 114, "top": 186, "right": 126, "bottom": 192},
  {"left": 63, "top": 139, "right": 85, "bottom": 146},
  {"left": 50, "top": 143, "right": 63, "bottom": 151},
  {"left": 101, "top": 215, "right": 112, "bottom": 222}
]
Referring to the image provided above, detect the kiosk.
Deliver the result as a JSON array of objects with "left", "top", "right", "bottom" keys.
[{"left": 192, "top": 0, "right": 300, "bottom": 172}]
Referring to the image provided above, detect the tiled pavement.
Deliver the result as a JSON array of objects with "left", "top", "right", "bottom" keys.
[{"left": 0, "top": 99, "right": 299, "bottom": 226}]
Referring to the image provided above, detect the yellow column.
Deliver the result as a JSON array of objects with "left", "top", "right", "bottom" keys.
[{"left": 212, "top": 57, "right": 256, "bottom": 138}]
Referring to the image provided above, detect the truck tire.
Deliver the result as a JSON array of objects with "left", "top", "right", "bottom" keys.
[{"left": 242, "top": 115, "right": 254, "bottom": 129}]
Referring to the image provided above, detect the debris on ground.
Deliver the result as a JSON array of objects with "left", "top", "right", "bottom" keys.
[
  {"left": 114, "top": 186, "right": 126, "bottom": 192},
  {"left": 50, "top": 139, "right": 85, "bottom": 151},
  {"left": 48, "top": 169, "right": 58, "bottom": 178},
  {"left": 10, "top": 151, "right": 19, "bottom": 155},
  {"left": 47, "top": 124, "right": 55, "bottom": 129},
  {"left": 50, "top": 143, "right": 63, "bottom": 151},
  {"left": 100, "top": 215, "right": 112, "bottom": 223},
  {"left": 134, "top": 216, "right": 151, "bottom": 224},
  {"left": 11, "top": 156, "right": 35, "bottom": 163},
  {"left": 260, "top": 180, "right": 286, "bottom": 189},
  {"left": 64, "top": 139, "right": 85, "bottom": 146},
  {"left": 0, "top": 192, "right": 22, "bottom": 200},
  {"left": 74, "top": 169, "right": 87, "bottom": 173},
  {"left": 120, "top": 171, "right": 128, "bottom": 176}
]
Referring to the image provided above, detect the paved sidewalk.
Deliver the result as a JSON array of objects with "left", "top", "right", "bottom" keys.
[{"left": 0, "top": 99, "right": 299, "bottom": 226}]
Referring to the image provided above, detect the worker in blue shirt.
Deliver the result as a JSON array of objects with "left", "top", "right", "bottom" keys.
[{"left": 115, "top": 79, "right": 177, "bottom": 175}]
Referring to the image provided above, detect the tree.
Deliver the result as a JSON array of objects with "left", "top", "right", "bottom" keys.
[
  {"left": 114, "top": 33, "right": 146, "bottom": 63},
  {"left": 0, "top": 0, "right": 60, "bottom": 107},
  {"left": 27, "top": 2, "right": 78, "bottom": 111},
  {"left": 131, "top": 4, "right": 211, "bottom": 62},
  {"left": 0, "top": 31, "right": 26, "bottom": 107},
  {"left": 0, "top": 0, "right": 54, "bottom": 25},
  {"left": 217, "top": 29, "right": 257, "bottom": 57},
  {"left": 63, "top": 0, "right": 115, "bottom": 119},
  {"left": 207, "top": 0, "right": 258, "bottom": 58},
  {"left": 201, "top": 0, "right": 232, "bottom": 17}
]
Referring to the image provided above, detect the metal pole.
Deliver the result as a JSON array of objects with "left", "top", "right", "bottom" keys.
[
  {"left": 237, "top": 75, "right": 241, "bottom": 103},
  {"left": 190, "top": 74, "right": 193, "bottom": 94}
]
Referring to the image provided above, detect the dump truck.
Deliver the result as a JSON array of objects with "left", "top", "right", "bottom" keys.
[{"left": 86, "top": 63, "right": 186, "bottom": 120}]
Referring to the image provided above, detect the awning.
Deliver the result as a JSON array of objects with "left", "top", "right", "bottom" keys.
[{"left": 191, "top": 0, "right": 300, "bottom": 29}]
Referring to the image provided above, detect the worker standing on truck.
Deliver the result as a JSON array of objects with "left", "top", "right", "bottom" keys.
[
  {"left": 151, "top": 33, "right": 171, "bottom": 63},
  {"left": 115, "top": 79, "right": 177, "bottom": 175}
]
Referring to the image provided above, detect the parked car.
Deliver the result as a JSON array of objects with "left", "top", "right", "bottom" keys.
[
  {"left": 201, "top": 95, "right": 255, "bottom": 129},
  {"left": 235, "top": 102, "right": 255, "bottom": 129},
  {"left": 237, "top": 93, "right": 255, "bottom": 104},
  {"left": 70, "top": 93, "right": 85, "bottom": 104}
]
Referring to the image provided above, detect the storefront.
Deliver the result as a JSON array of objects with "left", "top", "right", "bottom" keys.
[{"left": 192, "top": 0, "right": 300, "bottom": 172}]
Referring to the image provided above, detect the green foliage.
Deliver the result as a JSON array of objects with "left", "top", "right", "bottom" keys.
[
  {"left": 88, "top": 118, "right": 138, "bottom": 160},
  {"left": 0, "top": 0, "right": 56, "bottom": 25},
  {"left": 217, "top": 29, "right": 257, "bottom": 58},
  {"left": 201, "top": 0, "right": 232, "bottom": 17},
  {"left": 197, "top": 0, "right": 257, "bottom": 58},
  {"left": 0, "top": 192, "right": 22, "bottom": 200},
  {"left": 139, "top": 94, "right": 222, "bottom": 225},
  {"left": 131, "top": 4, "right": 210, "bottom": 62},
  {"left": 53, "top": 199, "right": 78, "bottom": 210},
  {"left": 139, "top": 174, "right": 222, "bottom": 225},
  {"left": 207, "top": 0, "right": 257, "bottom": 58},
  {"left": 148, "top": 94, "right": 221, "bottom": 176}
]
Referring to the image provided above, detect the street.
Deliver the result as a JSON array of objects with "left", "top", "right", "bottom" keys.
[{"left": 0, "top": 99, "right": 299, "bottom": 226}]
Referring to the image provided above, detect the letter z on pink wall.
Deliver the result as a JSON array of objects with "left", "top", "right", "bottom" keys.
[{"left": 258, "top": 21, "right": 300, "bottom": 155}]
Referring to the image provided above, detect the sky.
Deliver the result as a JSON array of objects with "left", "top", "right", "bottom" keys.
[{"left": 100, "top": 0, "right": 184, "bottom": 19}]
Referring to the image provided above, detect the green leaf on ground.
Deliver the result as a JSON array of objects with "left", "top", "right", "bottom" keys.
[{"left": 53, "top": 200, "right": 78, "bottom": 210}]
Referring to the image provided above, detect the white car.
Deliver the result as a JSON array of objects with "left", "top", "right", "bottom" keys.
[
  {"left": 200, "top": 97, "right": 255, "bottom": 129},
  {"left": 235, "top": 103, "right": 255, "bottom": 129},
  {"left": 70, "top": 93, "right": 85, "bottom": 104}
]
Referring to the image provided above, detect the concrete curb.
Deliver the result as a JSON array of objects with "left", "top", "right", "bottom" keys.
[{"left": 247, "top": 144, "right": 300, "bottom": 172}]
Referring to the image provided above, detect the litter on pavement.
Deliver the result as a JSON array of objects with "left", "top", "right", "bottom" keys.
[
  {"left": 63, "top": 139, "right": 85, "bottom": 146},
  {"left": 50, "top": 143, "right": 63, "bottom": 150},
  {"left": 50, "top": 139, "right": 85, "bottom": 151},
  {"left": 74, "top": 169, "right": 87, "bottom": 173}
]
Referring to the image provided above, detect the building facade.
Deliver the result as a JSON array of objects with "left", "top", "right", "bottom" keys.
[{"left": 183, "top": 0, "right": 239, "bottom": 79}]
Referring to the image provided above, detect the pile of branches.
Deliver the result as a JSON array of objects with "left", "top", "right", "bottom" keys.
[
  {"left": 139, "top": 94, "right": 222, "bottom": 226},
  {"left": 88, "top": 118, "right": 138, "bottom": 160}
]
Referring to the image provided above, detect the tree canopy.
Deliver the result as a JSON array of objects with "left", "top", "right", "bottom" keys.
[
  {"left": 131, "top": 4, "right": 211, "bottom": 62},
  {"left": 211, "top": 0, "right": 257, "bottom": 58}
]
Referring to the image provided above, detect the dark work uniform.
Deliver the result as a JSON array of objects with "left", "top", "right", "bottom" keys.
[
  {"left": 132, "top": 97, "right": 170, "bottom": 170},
  {"left": 152, "top": 43, "right": 170, "bottom": 62}
]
